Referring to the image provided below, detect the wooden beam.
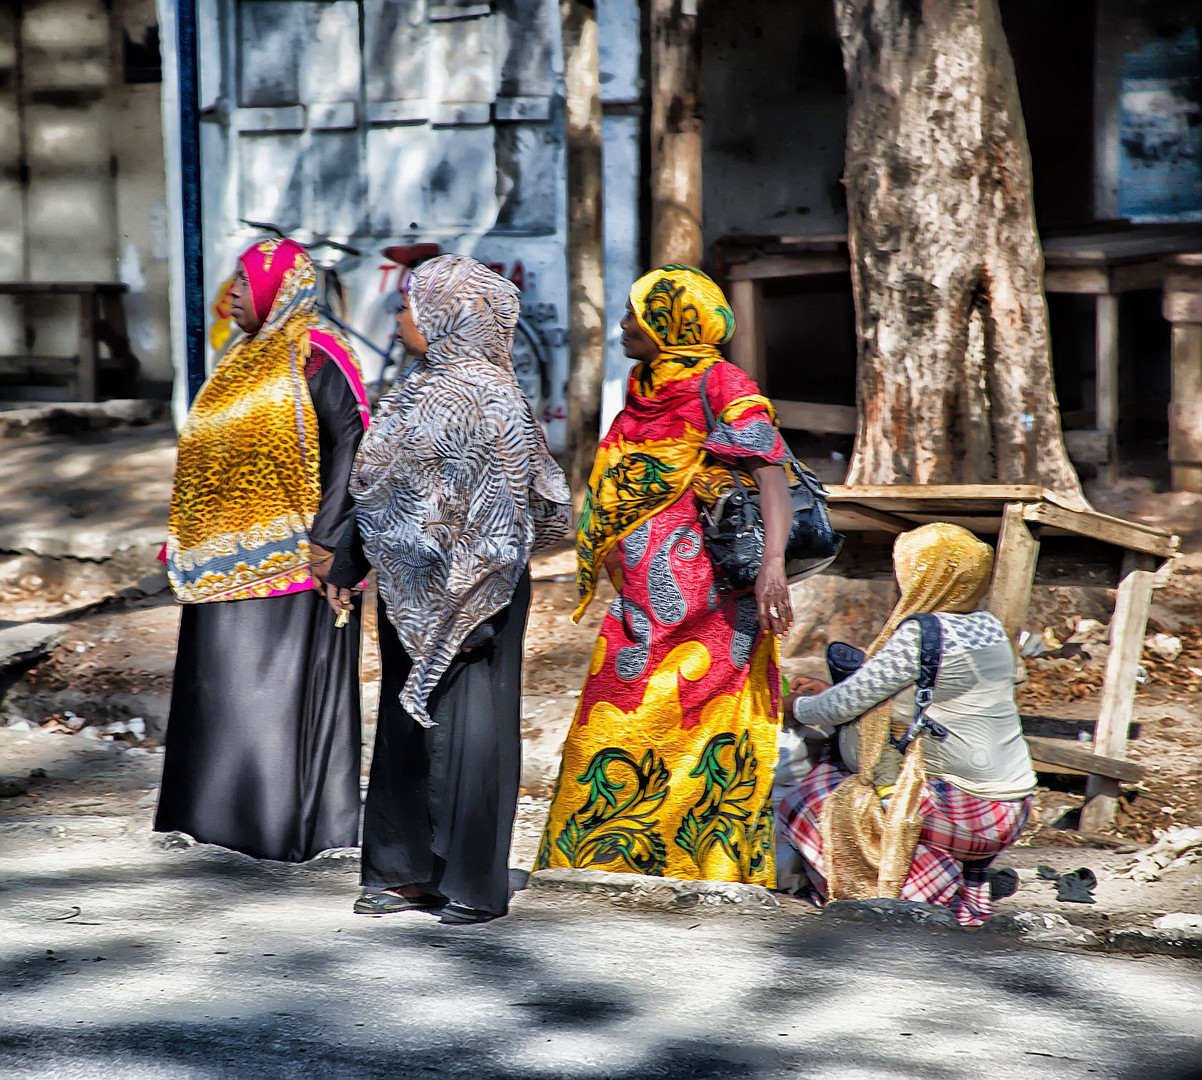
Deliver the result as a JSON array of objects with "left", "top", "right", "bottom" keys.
[
  {"left": 986, "top": 502, "right": 1040, "bottom": 646},
  {"left": 77, "top": 293, "right": 97, "bottom": 403},
  {"left": 1021, "top": 501, "right": 1179, "bottom": 560},
  {"left": 828, "top": 483, "right": 1044, "bottom": 503},
  {"left": 649, "top": 0, "right": 702, "bottom": 266},
  {"left": 827, "top": 503, "right": 912, "bottom": 535},
  {"left": 1169, "top": 323, "right": 1202, "bottom": 493},
  {"left": 727, "top": 254, "right": 850, "bottom": 281},
  {"left": 1024, "top": 735, "right": 1144, "bottom": 784},
  {"left": 1043, "top": 265, "right": 1110, "bottom": 295},
  {"left": 1080, "top": 554, "right": 1157, "bottom": 833},
  {"left": 727, "top": 279, "right": 766, "bottom": 388},
  {"left": 1095, "top": 293, "right": 1119, "bottom": 482},
  {"left": 773, "top": 399, "right": 857, "bottom": 435}
]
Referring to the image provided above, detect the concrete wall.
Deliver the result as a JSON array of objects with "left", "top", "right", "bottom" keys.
[
  {"left": 0, "top": 0, "right": 172, "bottom": 397},
  {"left": 699, "top": 0, "right": 847, "bottom": 254}
]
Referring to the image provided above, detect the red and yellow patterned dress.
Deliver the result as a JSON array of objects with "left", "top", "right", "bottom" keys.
[{"left": 537, "top": 266, "right": 789, "bottom": 885}]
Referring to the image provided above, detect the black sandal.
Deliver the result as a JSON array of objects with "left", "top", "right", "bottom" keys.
[
  {"left": 353, "top": 890, "right": 443, "bottom": 915},
  {"left": 439, "top": 903, "right": 497, "bottom": 925}
]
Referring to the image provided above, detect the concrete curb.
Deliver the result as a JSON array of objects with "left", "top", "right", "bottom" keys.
[
  {"left": 1105, "top": 927, "right": 1202, "bottom": 958},
  {"left": 823, "top": 898, "right": 962, "bottom": 930},
  {"left": 527, "top": 868, "right": 780, "bottom": 911},
  {"left": 0, "top": 400, "right": 170, "bottom": 440}
]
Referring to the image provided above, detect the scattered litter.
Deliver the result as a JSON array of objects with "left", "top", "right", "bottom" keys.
[
  {"left": 1121, "top": 826, "right": 1202, "bottom": 883},
  {"left": 1145, "top": 633, "right": 1183, "bottom": 663},
  {"left": 47, "top": 906, "right": 82, "bottom": 922},
  {"left": 5, "top": 717, "right": 33, "bottom": 731}
]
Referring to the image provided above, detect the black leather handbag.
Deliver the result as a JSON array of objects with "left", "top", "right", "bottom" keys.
[{"left": 697, "top": 368, "right": 844, "bottom": 590}]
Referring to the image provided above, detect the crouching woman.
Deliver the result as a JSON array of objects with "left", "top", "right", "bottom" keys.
[{"left": 778, "top": 523, "right": 1035, "bottom": 926}]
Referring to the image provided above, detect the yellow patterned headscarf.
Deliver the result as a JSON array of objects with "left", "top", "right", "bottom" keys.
[
  {"left": 574, "top": 266, "right": 741, "bottom": 620},
  {"left": 821, "top": 523, "right": 994, "bottom": 900},
  {"left": 165, "top": 239, "right": 324, "bottom": 603}
]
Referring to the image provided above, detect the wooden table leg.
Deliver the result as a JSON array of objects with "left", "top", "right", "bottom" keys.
[
  {"left": 728, "top": 278, "right": 767, "bottom": 390},
  {"left": 1169, "top": 323, "right": 1202, "bottom": 493},
  {"left": 986, "top": 502, "right": 1040, "bottom": 648},
  {"left": 77, "top": 290, "right": 97, "bottom": 402},
  {"left": 1079, "top": 552, "right": 1156, "bottom": 833},
  {"left": 1095, "top": 293, "right": 1119, "bottom": 484}
]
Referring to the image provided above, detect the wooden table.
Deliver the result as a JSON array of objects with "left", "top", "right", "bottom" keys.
[
  {"left": 817, "top": 483, "right": 1180, "bottom": 833},
  {"left": 1041, "top": 226, "right": 1202, "bottom": 480},
  {"left": 718, "top": 235, "right": 857, "bottom": 438},
  {"left": 718, "top": 227, "right": 1202, "bottom": 484},
  {"left": 0, "top": 282, "right": 137, "bottom": 401}
]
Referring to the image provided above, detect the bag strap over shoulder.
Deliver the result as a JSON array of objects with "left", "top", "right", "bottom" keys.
[{"left": 893, "top": 613, "right": 949, "bottom": 753}]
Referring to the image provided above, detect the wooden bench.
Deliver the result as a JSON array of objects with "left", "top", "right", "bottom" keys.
[
  {"left": 0, "top": 282, "right": 139, "bottom": 401},
  {"left": 819, "top": 484, "right": 1180, "bottom": 832}
]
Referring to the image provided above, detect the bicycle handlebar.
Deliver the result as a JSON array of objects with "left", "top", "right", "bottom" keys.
[{"left": 239, "top": 219, "right": 362, "bottom": 258}]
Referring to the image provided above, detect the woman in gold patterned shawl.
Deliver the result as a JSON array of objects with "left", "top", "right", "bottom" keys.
[
  {"left": 779, "top": 523, "right": 1036, "bottom": 925},
  {"left": 536, "top": 266, "right": 796, "bottom": 887},
  {"left": 154, "top": 238, "right": 370, "bottom": 862}
]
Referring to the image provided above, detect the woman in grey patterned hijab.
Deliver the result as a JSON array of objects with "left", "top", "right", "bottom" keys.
[{"left": 327, "top": 254, "right": 571, "bottom": 924}]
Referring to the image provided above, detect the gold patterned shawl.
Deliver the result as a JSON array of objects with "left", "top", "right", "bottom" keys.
[
  {"left": 165, "top": 240, "right": 325, "bottom": 603},
  {"left": 574, "top": 266, "right": 744, "bottom": 621},
  {"left": 821, "top": 523, "right": 995, "bottom": 899}
]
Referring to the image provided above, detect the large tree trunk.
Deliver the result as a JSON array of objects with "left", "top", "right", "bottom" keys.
[
  {"left": 560, "top": 0, "right": 607, "bottom": 497},
  {"left": 650, "top": 0, "right": 703, "bottom": 266},
  {"left": 835, "top": 0, "right": 1086, "bottom": 507}
]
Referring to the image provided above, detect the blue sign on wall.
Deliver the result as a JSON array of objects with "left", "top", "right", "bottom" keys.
[{"left": 1118, "top": 29, "right": 1202, "bottom": 222}]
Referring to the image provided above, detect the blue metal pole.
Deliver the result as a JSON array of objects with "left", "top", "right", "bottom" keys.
[{"left": 177, "top": 0, "right": 205, "bottom": 403}]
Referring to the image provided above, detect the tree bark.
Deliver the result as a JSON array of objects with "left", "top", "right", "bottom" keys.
[
  {"left": 835, "top": 0, "right": 1086, "bottom": 507},
  {"left": 650, "top": 0, "right": 703, "bottom": 267},
  {"left": 560, "top": 0, "right": 607, "bottom": 497}
]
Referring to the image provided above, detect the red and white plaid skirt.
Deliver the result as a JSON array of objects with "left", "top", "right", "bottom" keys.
[{"left": 778, "top": 762, "right": 1032, "bottom": 926}]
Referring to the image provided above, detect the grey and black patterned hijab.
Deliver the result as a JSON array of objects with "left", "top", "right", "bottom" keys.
[{"left": 350, "top": 255, "right": 571, "bottom": 726}]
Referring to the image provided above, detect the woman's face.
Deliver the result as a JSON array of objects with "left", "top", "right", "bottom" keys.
[
  {"left": 620, "top": 302, "right": 660, "bottom": 362},
  {"left": 396, "top": 291, "right": 429, "bottom": 358},
  {"left": 228, "top": 265, "right": 262, "bottom": 335}
]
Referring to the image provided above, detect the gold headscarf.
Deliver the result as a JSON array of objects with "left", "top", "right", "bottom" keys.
[{"left": 821, "top": 523, "right": 994, "bottom": 900}]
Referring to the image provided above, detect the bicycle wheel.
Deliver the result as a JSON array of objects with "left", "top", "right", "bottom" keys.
[{"left": 511, "top": 317, "right": 549, "bottom": 420}]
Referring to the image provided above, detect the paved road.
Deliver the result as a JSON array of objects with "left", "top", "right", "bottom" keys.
[{"left": 2, "top": 827, "right": 1200, "bottom": 1080}]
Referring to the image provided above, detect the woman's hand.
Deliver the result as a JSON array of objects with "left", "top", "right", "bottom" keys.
[
  {"left": 326, "top": 582, "right": 353, "bottom": 616},
  {"left": 789, "top": 676, "right": 832, "bottom": 696},
  {"left": 750, "top": 460, "right": 794, "bottom": 636},
  {"left": 310, "top": 542, "right": 334, "bottom": 589},
  {"left": 754, "top": 555, "right": 793, "bottom": 636}
]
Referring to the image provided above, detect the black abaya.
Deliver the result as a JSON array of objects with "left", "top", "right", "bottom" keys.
[
  {"left": 360, "top": 570, "right": 530, "bottom": 916},
  {"left": 154, "top": 359, "right": 365, "bottom": 861}
]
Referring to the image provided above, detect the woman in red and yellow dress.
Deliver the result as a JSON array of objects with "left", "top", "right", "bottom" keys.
[{"left": 537, "top": 266, "right": 794, "bottom": 885}]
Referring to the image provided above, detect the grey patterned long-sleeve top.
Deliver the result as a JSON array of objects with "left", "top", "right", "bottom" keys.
[{"left": 793, "top": 610, "right": 1036, "bottom": 800}]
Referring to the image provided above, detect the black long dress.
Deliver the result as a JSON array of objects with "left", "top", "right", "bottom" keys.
[
  {"left": 154, "top": 359, "right": 364, "bottom": 862},
  {"left": 330, "top": 526, "right": 530, "bottom": 917}
]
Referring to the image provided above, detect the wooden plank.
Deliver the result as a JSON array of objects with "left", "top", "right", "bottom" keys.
[
  {"left": 1170, "top": 324, "right": 1202, "bottom": 494},
  {"left": 986, "top": 503, "right": 1040, "bottom": 645},
  {"left": 1044, "top": 266, "right": 1109, "bottom": 294},
  {"left": 1080, "top": 555, "right": 1157, "bottom": 832},
  {"left": 1095, "top": 293, "right": 1119, "bottom": 483},
  {"left": 1109, "top": 260, "right": 1166, "bottom": 293},
  {"left": 1163, "top": 290, "right": 1202, "bottom": 325},
  {"left": 0, "top": 282, "right": 124, "bottom": 295},
  {"left": 828, "top": 483, "right": 1043, "bottom": 502},
  {"left": 1021, "top": 502, "right": 1179, "bottom": 559},
  {"left": 76, "top": 293, "right": 97, "bottom": 403},
  {"left": 727, "top": 253, "right": 850, "bottom": 281},
  {"left": 728, "top": 278, "right": 766, "bottom": 389},
  {"left": 773, "top": 399, "right": 857, "bottom": 435},
  {"left": 828, "top": 503, "right": 912, "bottom": 535},
  {"left": 1024, "top": 735, "right": 1144, "bottom": 784},
  {"left": 0, "top": 355, "right": 77, "bottom": 375}
]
